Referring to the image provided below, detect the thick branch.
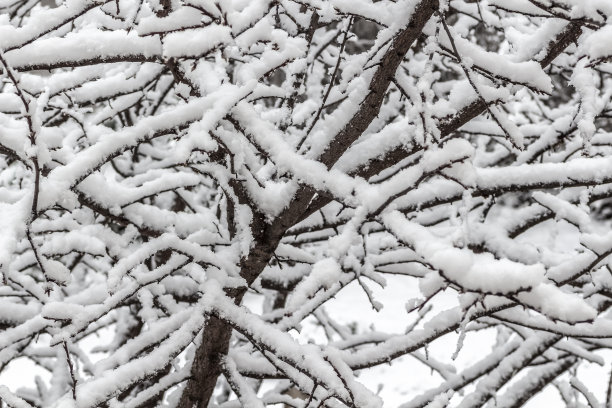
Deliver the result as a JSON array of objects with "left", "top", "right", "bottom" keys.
[{"left": 317, "top": 0, "right": 439, "bottom": 169}]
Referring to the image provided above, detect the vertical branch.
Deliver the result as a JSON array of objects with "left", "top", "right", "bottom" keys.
[
  {"left": 440, "top": 17, "right": 520, "bottom": 149},
  {"left": 63, "top": 341, "right": 77, "bottom": 400},
  {"left": 0, "top": 51, "right": 39, "bottom": 217},
  {"left": 298, "top": 17, "right": 353, "bottom": 149},
  {"left": 0, "top": 50, "right": 51, "bottom": 292}
]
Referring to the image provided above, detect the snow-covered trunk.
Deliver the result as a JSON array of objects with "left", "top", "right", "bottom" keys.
[
  {"left": 177, "top": 213, "right": 284, "bottom": 407},
  {"left": 175, "top": 3, "right": 442, "bottom": 405},
  {"left": 177, "top": 316, "right": 234, "bottom": 408}
]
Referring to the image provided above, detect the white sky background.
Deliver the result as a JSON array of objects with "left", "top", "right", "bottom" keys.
[{"left": 306, "top": 274, "right": 608, "bottom": 407}]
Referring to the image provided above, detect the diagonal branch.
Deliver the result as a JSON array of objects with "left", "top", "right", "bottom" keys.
[{"left": 317, "top": 0, "right": 440, "bottom": 169}]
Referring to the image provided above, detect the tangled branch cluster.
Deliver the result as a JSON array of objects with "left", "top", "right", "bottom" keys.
[{"left": 1, "top": 0, "right": 612, "bottom": 407}]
